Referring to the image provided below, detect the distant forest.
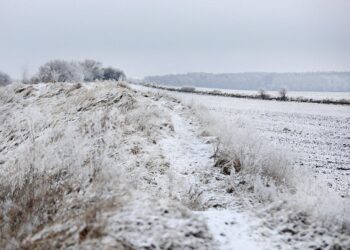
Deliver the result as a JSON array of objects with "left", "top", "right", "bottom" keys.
[{"left": 145, "top": 72, "right": 350, "bottom": 92}]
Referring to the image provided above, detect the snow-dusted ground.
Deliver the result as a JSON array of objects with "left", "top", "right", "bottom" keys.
[
  {"left": 157, "top": 105, "right": 273, "bottom": 249},
  {"left": 0, "top": 82, "right": 215, "bottom": 249},
  {"left": 132, "top": 84, "right": 350, "bottom": 249},
  {"left": 1, "top": 82, "right": 279, "bottom": 249},
  {"left": 1, "top": 82, "right": 349, "bottom": 249},
  {"left": 182, "top": 93, "right": 350, "bottom": 196},
  {"left": 156, "top": 85, "right": 350, "bottom": 102},
  {"left": 195, "top": 87, "right": 350, "bottom": 101},
  {"left": 133, "top": 84, "right": 350, "bottom": 196}
]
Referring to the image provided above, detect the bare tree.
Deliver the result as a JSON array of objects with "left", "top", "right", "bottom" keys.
[
  {"left": 30, "top": 60, "right": 126, "bottom": 83},
  {"left": 79, "top": 59, "right": 103, "bottom": 82},
  {"left": 0, "top": 71, "right": 11, "bottom": 86},
  {"left": 279, "top": 88, "right": 287, "bottom": 101},
  {"left": 258, "top": 89, "right": 269, "bottom": 99},
  {"left": 33, "top": 60, "right": 83, "bottom": 83},
  {"left": 102, "top": 67, "right": 125, "bottom": 81}
]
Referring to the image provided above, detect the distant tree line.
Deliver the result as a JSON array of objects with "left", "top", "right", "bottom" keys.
[{"left": 0, "top": 59, "right": 125, "bottom": 86}]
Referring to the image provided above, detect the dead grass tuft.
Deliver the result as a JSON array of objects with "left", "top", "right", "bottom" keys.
[
  {"left": 0, "top": 168, "right": 69, "bottom": 247},
  {"left": 182, "top": 186, "right": 205, "bottom": 210}
]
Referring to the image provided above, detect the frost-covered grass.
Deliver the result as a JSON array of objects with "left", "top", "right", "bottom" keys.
[
  {"left": 187, "top": 101, "right": 350, "bottom": 231},
  {"left": 0, "top": 82, "right": 214, "bottom": 249},
  {"left": 130, "top": 85, "right": 350, "bottom": 231},
  {"left": 0, "top": 82, "right": 136, "bottom": 248},
  {"left": 2, "top": 81, "right": 349, "bottom": 249},
  {"left": 130, "top": 84, "right": 350, "bottom": 248}
]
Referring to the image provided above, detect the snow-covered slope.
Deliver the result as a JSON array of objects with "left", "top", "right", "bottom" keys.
[
  {"left": 0, "top": 82, "right": 349, "bottom": 249},
  {"left": 0, "top": 82, "right": 214, "bottom": 249}
]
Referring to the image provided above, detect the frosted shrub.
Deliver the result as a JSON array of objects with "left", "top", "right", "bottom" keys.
[
  {"left": 103, "top": 67, "right": 125, "bottom": 81},
  {"left": 0, "top": 71, "right": 11, "bottom": 86},
  {"left": 33, "top": 60, "right": 83, "bottom": 83},
  {"left": 79, "top": 59, "right": 104, "bottom": 82},
  {"left": 258, "top": 89, "right": 269, "bottom": 99},
  {"left": 180, "top": 86, "right": 196, "bottom": 92},
  {"left": 279, "top": 88, "right": 287, "bottom": 100},
  {"left": 30, "top": 59, "right": 126, "bottom": 84}
]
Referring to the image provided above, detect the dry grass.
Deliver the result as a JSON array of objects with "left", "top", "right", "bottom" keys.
[
  {"left": 0, "top": 82, "right": 215, "bottom": 249},
  {"left": 182, "top": 186, "right": 205, "bottom": 210},
  {"left": 0, "top": 82, "right": 137, "bottom": 248},
  {"left": 179, "top": 97, "right": 350, "bottom": 232}
]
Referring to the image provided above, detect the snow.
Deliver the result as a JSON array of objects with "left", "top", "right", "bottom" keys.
[
  {"left": 195, "top": 86, "right": 350, "bottom": 101},
  {"left": 0, "top": 82, "right": 216, "bottom": 249},
  {"left": 132, "top": 84, "right": 350, "bottom": 196},
  {"left": 131, "top": 83, "right": 350, "bottom": 249},
  {"left": 155, "top": 100, "right": 275, "bottom": 249},
  {"left": 198, "top": 210, "right": 266, "bottom": 250},
  {"left": 175, "top": 91, "right": 350, "bottom": 196},
  {"left": 1, "top": 82, "right": 349, "bottom": 249},
  {"left": 155, "top": 85, "right": 350, "bottom": 102}
]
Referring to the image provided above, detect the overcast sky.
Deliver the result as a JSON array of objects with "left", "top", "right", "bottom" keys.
[{"left": 0, "top": 0, "right": 349, "bottom": 78}]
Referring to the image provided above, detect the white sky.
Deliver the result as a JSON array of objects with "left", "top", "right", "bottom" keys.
[{"left": 0, "top": 0, "right": 349, "bottom": 78}]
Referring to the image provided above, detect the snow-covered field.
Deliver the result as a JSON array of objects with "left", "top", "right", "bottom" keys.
[
  {"left": 183, "top": 92, "right": 350, "bottom": 195},
  {"left": 0, "top": 82, "right": 349, "bottom": 249},
  {"left": 158, "top": 85, "right": 350, "bottom": 102},
  {"left": 196, "top": 87, "right": 350, "bottom": 101}
]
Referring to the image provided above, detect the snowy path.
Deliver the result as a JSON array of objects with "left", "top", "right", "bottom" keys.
[
  {"left": 158, "top": 106, "right": 271, "bottom": 250},
  {"left": 130, "top": 84, "right": 350, "bottom": 249}
]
